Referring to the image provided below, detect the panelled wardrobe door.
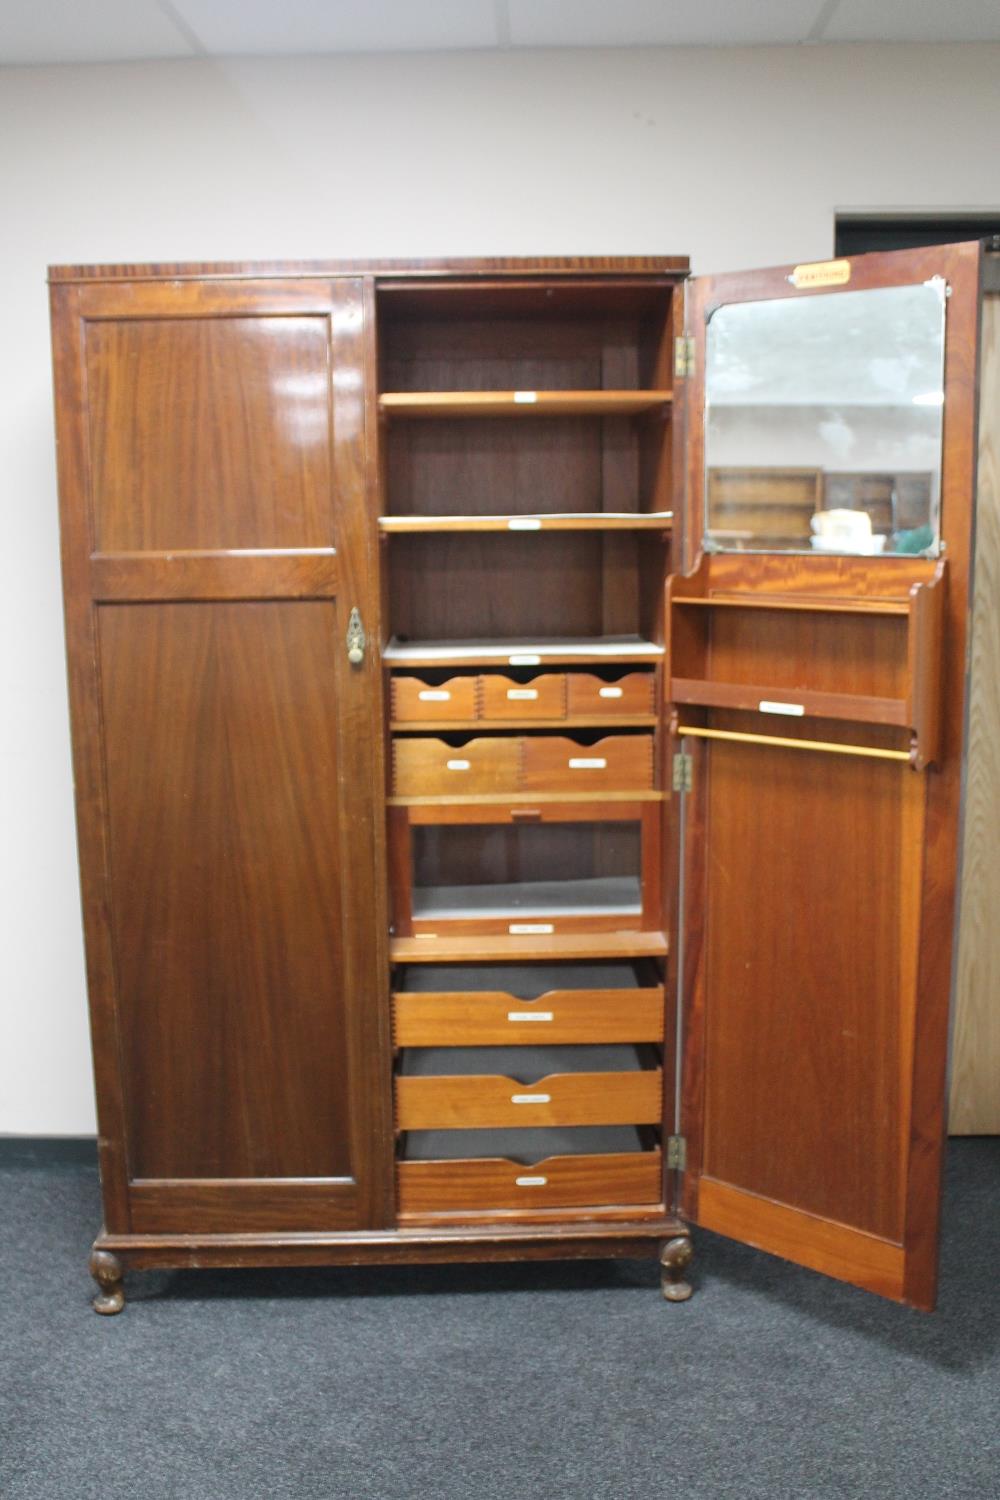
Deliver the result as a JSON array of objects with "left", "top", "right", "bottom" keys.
[
  {"left": 672, "top": 243, "right": 981, "bottom": 1308},
  {"left": 50, "top": 277, "right": 392, "bottom": 1235}
]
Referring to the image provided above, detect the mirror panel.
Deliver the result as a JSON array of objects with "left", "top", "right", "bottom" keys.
[{"left": 704, "top": 281, "right": 946, "bottom": 556}]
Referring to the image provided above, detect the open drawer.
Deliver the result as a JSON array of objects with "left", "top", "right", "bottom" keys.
[
  {"left": 397, "top": 1125, "right": 664, "bottom": 1214},
  {"left": 395, "top": 1043, "right": 662, "bottom": 1129},
  {"left": 388, "top": 801, "right": 664, "bottom": 937},
  {"left": 392, "top": 961, "right": 666, "bottom": 1045},
  {"left": 392, "top": 733, "right": 654, "bottom": 796}
]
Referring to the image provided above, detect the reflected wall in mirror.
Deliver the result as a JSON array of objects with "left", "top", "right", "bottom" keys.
[{"left": 704, "top": 281, "right": 946, "bottom": 556}]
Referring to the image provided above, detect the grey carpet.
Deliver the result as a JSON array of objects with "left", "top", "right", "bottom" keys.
[{"left": 1, "top": 1140, "right": 998, "bottom": 1500}]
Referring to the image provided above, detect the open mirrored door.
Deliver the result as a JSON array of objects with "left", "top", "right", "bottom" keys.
[{"left": 672, "top": 243, "right": 981, "bottom": 1306}]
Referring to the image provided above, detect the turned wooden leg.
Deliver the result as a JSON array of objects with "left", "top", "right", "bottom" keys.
[
  {"left": 660, "top": 1235, "right": 694, "bottom": 1302},
  {"left": 89, "top": 1249, "right": 125, "bottom": 1315}
]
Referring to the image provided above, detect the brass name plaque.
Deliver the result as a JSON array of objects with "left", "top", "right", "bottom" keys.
[{"left": 789, "top": 259, "right": 851, "bottom": 289}]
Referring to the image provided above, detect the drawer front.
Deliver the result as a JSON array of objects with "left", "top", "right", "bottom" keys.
[
  {"left": 393, "top": 987, "right": 666, "bottom": 1046},
  {"left": 566, "top": 673, "right": 654, "bottom": 718},
  {"left": 392, "top": 676, "right": 479, "bottom": 723},
  {"left": 480, "top": 673, "right": 566, "bottom": 721},
  {"left": 397, "top": 1149, "right": 663, "bottom": 1213},
  {"left": 520, "top": 735, "right": 654, "bottom": 791},
  {"left": 395, "top": 1069, "right": 662, "bottom": 1129},
  {"left": 393, "top": 737, "right": 521, "bottom": 795}
]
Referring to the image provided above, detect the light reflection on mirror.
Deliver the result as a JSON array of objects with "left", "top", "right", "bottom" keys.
[{"left": 704, "top": 281, "right": 946, "bottom": 557}]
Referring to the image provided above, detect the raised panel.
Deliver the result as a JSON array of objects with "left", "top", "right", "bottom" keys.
[
  {"left": 99, "top": 600, "right": 354, "bottom": 1181},
  {"left": 85, "top": 315, "right": 333, "bottom": 551}
]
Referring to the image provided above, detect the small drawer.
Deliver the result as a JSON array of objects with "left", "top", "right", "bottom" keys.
[
  {"left": 393, "top": 737, "right": 521, "bottom": 796},
  {"left": 395, "top": 1044, "right": 662, "bottom": 1129},
  {"left": 393, "top": 962, "right": 665, "bottom": 1046},
  {"left": 391, "top": 676, "right": 479, "bottom": 723},
  {"left": 479, "top": 673, "right": 566, "bottom": 721},
  {"left": 566, "top": 673, "right": 654, "bottom": 718},
  {"left": 398, "top": 1126, "right": 662, "bottom": 1213},
  {"left": 520, "top": 735, "right": 653, "bottom": 792}
]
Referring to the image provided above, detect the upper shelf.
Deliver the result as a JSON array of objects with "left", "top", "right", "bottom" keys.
[
  {"left": 378, "top": 512, "right": 673, "bottom": 535},
  {"left": 384, "top": 636, "right": 665, "bottom": 668},
  {"left": 378, "top": 390, "right": 673, "bottom": 418}
]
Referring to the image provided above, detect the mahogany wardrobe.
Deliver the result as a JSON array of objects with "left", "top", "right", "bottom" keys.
[{"left": 47, "top": 245, "right": 981, "bottom": 1314}]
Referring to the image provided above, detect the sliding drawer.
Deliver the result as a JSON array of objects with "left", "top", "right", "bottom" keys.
[
  {"left": 566, "top": 672, "right": 655, "bottom": 718},
  {"left": 392, "top": 962, "right": 665, "bottom": 1045},
  {"left": 479, "top": 673, "right": 566, "bottom": 721},
  {"left": 398, "top": 1125, "right": 662, "bottom": 1213},
  {"left": 392, "top": 675, "right": 479, "bottom": 723},
  {"left": 521, "top": 735, "right": 653, "bottom": 792},
  {"left": 395, "top": 1043, "right": 662, "bottom": 1129},
  {"left": 393, "top": 736, "right": 521, "bottom": 796}
]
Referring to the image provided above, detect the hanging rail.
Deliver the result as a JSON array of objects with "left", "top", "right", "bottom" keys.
[{"left": 677, "top": 724, "right": 912, "bottom": 764}]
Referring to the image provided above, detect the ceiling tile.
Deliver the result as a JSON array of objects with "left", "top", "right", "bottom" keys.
[
  {"left": 822, "top": 0, "right": 1000, "bottom": 42},
  {"left": 507, "top": 0, "right": 828, "bottom": 48},
  {"left": 0, "top": 0, "right": 194, "bottom": 63},
  {"left": 168, "top": 0, "right": 499, "bottom": 55}
]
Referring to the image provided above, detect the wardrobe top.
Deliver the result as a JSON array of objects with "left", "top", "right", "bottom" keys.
[{"left": 47, "top": 254, "right": 690, "bottom": 285}]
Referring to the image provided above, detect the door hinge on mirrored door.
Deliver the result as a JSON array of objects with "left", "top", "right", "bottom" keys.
[
  {"left": 674, "top": 335, "right": 695, "bottom": 379},
  {"left": 346, "top": 607, "right": 366, "bottom": 666},
  {"left": 666, "top": 1135, "right": 687, "bottom": 1171},
  {"left": 672, "top": 752, "right": 693, "bottom": 794}
]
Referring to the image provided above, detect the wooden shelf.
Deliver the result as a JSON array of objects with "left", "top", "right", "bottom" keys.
[
  {"left": 384, "top": 637, "right": 665, "bottom": 668},
  {"left": 672, "top": 594, "right": 910, "bottom": 617},
  {"left": 671, "top": 679, "right": 910, "bottom": 728},
  {"left": 390, "top": 716, "right": 658, "bottom": 732},
  {"left": 390, "top": 932, "right": 669, "bottom": 963},
  {"left": 388, "top": 791, "right": 664, "bottom": 807},
  {"left": 379, "top": 390, "right": 673, "bottom": 418},
  {"left": 378, "top": 513, "right": 673, "bottom": 534}
]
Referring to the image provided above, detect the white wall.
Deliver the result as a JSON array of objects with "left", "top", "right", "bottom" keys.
[{"left": 2, "top": 43, "right": 999, "bottom": 1134}]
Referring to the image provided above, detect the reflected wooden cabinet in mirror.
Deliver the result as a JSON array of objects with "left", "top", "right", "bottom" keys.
[{"left": 48, "top": 245, "right": 981, "bottom": 1315}]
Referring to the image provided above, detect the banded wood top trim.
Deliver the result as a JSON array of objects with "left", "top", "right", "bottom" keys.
[
  {"left": 90, "top": 548, "right": 338, "bottom": 601},
  {"left": 49, "top": 255, "right": 690, "bottom": 284}
]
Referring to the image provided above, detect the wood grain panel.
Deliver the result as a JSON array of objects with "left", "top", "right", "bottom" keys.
[
  {"left": 85, "top": 314, "right": 333, "bottom": 551},
  {"left": 951, "top": 293, "right": 1000, "bottom": 1133},
  {"left": 129, "top": 1181, "right": 359, "bottom": 1234},
  {"left": 99, "top": 601, "right": 355, "bottom": 1180},
  {"left": 698, "top": 734, "right": 915, "bottom": 1243}
]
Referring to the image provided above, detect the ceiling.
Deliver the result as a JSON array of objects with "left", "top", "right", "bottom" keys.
[{"left": 3, "top": 0, "right": 1000, "bottom": 66}]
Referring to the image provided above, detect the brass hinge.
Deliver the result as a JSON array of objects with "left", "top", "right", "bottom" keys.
[
  {"left": 674, "top": 335, "right": 695, "bottom": 379},
  {"left": 672, "top": 751, "right": 693, "bottom": 794},
  {"left": 666, "top": 1134, "right": 687, "bottom": 1171}
]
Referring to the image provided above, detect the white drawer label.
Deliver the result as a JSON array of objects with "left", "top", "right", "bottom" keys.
[
  {"left": 599, "top": 686, "right": 623, "bottom": 699},
  {"left": 507, "top": 1011, "right": 554, "bottom": 1023},
  {"left": 511, "top": 1093, "right": 551, "bottom": 1105},
  {"left": 418, "top": 689, "right": 450, "bottom": 701},
  {"left": 509, "top": 922, "right": 554, "bottom": 935},
  {"left": 513, "top": 391, "right": 538, "bottom": 404},
  {"left": 446, "top": 759, "right": 471, "bottom": 770},
  {"left": 515, "top": 1175, "right": 548, "bottom": 1187},
  {"left": 758, "top": 700, "right": 805, "bottom": 717},
  {"left": 509, "top": 654, "right": 541, "bottom": 666},
  {"left": 507, "top": 688, "right": 538, "bottom": 700},
  {"left": 568, "top": 757, "right": 607, "bottom": 770},
  {"left": 508, "top": 517, "right": 541, "bottom": 530}
]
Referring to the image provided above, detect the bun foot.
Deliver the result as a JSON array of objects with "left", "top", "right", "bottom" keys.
[
  {"left": 660, "top": 1235, "right": 694, "bottom": 1302},
  {"left": 89, "top": 1248, "right": 125, "bottom": 1315}
]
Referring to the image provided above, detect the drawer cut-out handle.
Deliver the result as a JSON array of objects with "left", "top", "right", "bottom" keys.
[
  {"left": 507, "top": 1011, "right": 555, "bottom": 1023},
  {"left": 568, "top": 757, "right": 607, "bottom": 770},
  {"left": 511, "top": 1093, "right": 551, "bottom": 1105},
  {"left": 507, "top": 688, "right": 538, "bottom": 700},
  {"left": 446, "top": 759, "right": 471, "bottom": 770},
  {"left": 418, "top": 689, "right": 451, "bottom": 702},
  {"left": 515, "top": 1175, "right": 548, "bottom": 1187},
  {"left": 599, "top": 686, "right": 623, "bottom": 699}
]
